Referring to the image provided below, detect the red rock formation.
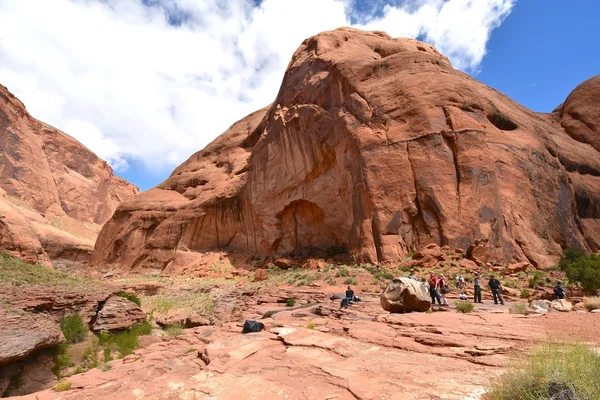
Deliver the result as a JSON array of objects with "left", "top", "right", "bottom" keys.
[
  {"left": 92, "top": 28, "right": 600, "bottom": 271},
  {"left": 0, "top": 84, "right": 139, "bottom": 266}
]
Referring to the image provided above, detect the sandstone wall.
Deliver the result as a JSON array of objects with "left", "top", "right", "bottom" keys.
[{"left": 92, "top": 28, "right": 600, "bottom": 271}]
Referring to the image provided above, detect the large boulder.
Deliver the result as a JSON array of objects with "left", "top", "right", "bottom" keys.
[
  {"left": 0, "top": 308, "right": 64, "bottom": 365},
  {"left": 92, "top": 296, "right": 146, "bottom": 332},
  {"left": 91, "top": 28, "right": 600, "bottom": 272},
  {"left": 381, "top": 277, "right": 431, "bottom": 313},
  {"left": 550, "top": 299, "right": 573, "bottom": 312}
]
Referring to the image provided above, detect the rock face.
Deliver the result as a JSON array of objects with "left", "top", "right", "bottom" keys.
[
  {"left": 0, "top": 309, "right": 64, "bottom": 365},
  {"left": 92, "top": 296, "right": 146, "bottom": 332},
  {"left": 0, "top": 84, "right": 139, "bottom": 266},
  {"left": 381, "top": 277, "right": 431, "bottom": 313},
  {"left": 92, "top": 28, "right": 600, "bottom": 272}
]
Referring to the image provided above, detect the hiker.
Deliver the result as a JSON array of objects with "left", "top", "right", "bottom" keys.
[
  {"left": 408, "top": 269, "right": 417, "bottom": 280},
  {"left": 554, "top": 281, "right": 566, "bottom": 300},
  {"left": 455, "top": 274, "right": 462, "bottom": 288},
  {"left": 428, "top": 272, "right": 443, "bottom": 306},
  {"left": 473, "top": 273, "right": 482, "bottom": 303},
  {"left": 438, "top": 273, "right": 450, "bottom": 306},
  {"left": 458, "top": 278, "right": 467, "bottom": 300},
  {"left": 488, "top": 275, "right": 505, "bottom": 305},
  {"left": 421, "top": 277, "right": 429, "bottom": 292},
  {"left": 340, "top": 286, "right": 355, "bottom": 309}
]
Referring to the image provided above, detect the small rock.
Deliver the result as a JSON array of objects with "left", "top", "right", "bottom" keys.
[{"left": 253, "top": 269, "right": 268, "bottom": 282}]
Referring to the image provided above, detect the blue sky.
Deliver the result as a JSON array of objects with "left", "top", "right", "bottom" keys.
[{"left": 0, "top": 0, "right": 598, "bottom": 191}]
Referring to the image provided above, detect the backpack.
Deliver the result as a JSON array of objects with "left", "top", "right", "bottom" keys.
[{"left": 242, "top": 320, "right": 265, "bottom": 334}]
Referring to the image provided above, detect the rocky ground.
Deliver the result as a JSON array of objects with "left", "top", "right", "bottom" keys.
[{"left": 11, "top": 283, "right": 600, "bottom": 400}]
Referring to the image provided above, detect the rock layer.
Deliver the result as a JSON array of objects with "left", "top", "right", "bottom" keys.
[
  {"left": 93, "top": 28, "right": 600, "bottom": 272},
  {"left": 0, "top": 84, "right": 139, "bottom": 266}
]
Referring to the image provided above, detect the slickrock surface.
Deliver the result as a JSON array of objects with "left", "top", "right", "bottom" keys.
[
  {"left": 0, "top": 84, "right": 139, "bottom": 266},
  {"left": 93, "top": 28, "right": 600, "bottom": 273},
  {"left": 16, "top": 286, "right": 600, "bottom": 400}
]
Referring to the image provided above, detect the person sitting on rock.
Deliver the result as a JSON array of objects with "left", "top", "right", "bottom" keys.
[
  {"left": 473, "top": 273, "right": 482, "bottom": 303},
  {"left": 488, "top": 275, "right": 505, "bottom": 305},
  {"left": 428, "top": 272, "right": 443, "bottom": 306},
  {"left": 438, "top": 273, "right": 450, "bottom": 306},
  {"left": 340, "top": 286, "right": 355, "bottom": 309},
  {"left": 408, "top": 269, "right": 417, "bottom": 280},
  {"left": 554, "top": 281, "right": 566, "bottom": 300}
]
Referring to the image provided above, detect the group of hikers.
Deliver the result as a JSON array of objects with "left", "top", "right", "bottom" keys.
[
  {"left": 340, "top": 268, "right": 569, "bottom": 309},
  {"left": 411, "top": 270, "right": 506, "bottom": 306}
]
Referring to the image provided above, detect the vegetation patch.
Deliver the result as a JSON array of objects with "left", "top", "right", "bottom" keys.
[
  {"left": 485, "top": 341, "right": 600, "bottom": 400},
  {"left": 52, "top": 381, "right": 72, "bottom": 392},
  {"left": 164, "top": 324, "right": 184, "bottom": 337},
  {"left": 343, "top": 277, "right": 358, "bottom": 285},
  {"left": 97, "top": 321, "right": 152, "bottom": 358},
  {"left": 520, "top": 289, "right": 530, "bottom": 298},
  {"left": 286, "top": 298, "right": 296, "bottom": 307},
  {"left": 117, "top": 292, "right": 141, "bottom": 306},
  {"left": 141, "top": 292, "right": 214, "bottom": 316},
  {"left": 306, "top": 322, "right": 315, "bottom": 329},
  {"left": 0, "top": 252, "right": 99, "bottom": 289},
  {"left": 509, "top": 302, "right": 528, "bottom": 315},
  {"left": 559, "top": 248, "right": 600, "bottom": 290},
  {"left": 60, "top": 315, "right": 88, "bottom": 344},
  {"left": 583, "top": 297, "right": 600, "bottom": 311},
  {"left": 455, "top": 302, "right": 474, "bottom": 313}
]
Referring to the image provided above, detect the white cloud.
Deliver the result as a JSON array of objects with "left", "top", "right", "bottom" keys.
[{"left": 0, "top": 0, "right": 514, "bottom": 182}]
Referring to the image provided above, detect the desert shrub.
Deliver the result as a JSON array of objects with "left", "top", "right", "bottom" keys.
[
  {"left": 52, "top": 381, "right": 72, "bottom": 392},
  {"left": 98, "top": 363, "right": 112, "bottom": 372},
  {"left": 97, "top": 321, "right": 151, "bottom": 358},
  {"left": 118, "top": 292, "right": 141, "bottom": 306},
  {"left": 520, "top": 289, "right": 530, "bottom": 298},
  {"left": 503, "top": 279, "right": 519, "bottom": 289},
  {"left": 528, "top": 271, "right": 547, "bottom": 288},
  {"left": 558, "top": 250, "right": 600, "bottom": 291},
  {"left": 306, "top": 322, "right": 315, "bottom": 329},
  {"left": 456, "top": 302, "right": 474, "bottom": 313},
  {"left": 343, "top": 277, "right": 357, "bottom": 285},
  {"left": 51, "top": 344, "right": 73, "bottom": 378},
  {"left": 60, "top": 315, "right": 88, "bottom": 344},
  {"left": 165, "top": 324, "right": 184, "bottom": 337},
  {"left": 509, "top": 302, "right": 528, "bottom": 315},
  {"left": 485, "top": 341, "right": 600, "bottom": 400},
  {"left": 286, "top": 298, "right": 296, "bottom": 307},
  {"left": 325, "top": 245, "right": 348, "bottom": 258},
  {"left": 583, "top": 297, "right": 600, "bottom": 311},
  {"left": 74, "top": 366, "right": 84, "bottom": 375},
  {"left": 103, "top": 348, "right": 113, "bottom": 362},
  {"left": 336, "top": 266, "right": 350, "bottom": 277}
]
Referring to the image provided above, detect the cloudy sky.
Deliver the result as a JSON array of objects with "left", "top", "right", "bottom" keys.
[{"left": 0, "top": 0, "right": 598, "bottom": 190}]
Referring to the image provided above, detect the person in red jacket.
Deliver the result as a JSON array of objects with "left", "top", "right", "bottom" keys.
[
  {"left": 428, "top": 272, "right": 442, "bottom": 306},
  {"left": 437, "top": 273, "right": 450, "bottom": 306}
]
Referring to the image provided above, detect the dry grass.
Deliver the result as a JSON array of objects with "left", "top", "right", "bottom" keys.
[
  {"left": 0, "top": 252, "right": 100, "bottom": 289},
  {"left": 141, "top": 292, "right": 215, "bottom": 316},
  {"left": 509, "top": 302, "right": 528, "bottom": 315},
  {"left": 583, "top": 297, "right": 600, "bottom": 311},
  {"left": 485, "top": 341, "right": 600, "bottom": 400}
]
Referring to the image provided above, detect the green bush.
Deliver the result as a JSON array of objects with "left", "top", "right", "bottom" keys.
[
  {"left": 118, "top": 292, "right": 141, "bottom": 306},
  {"left": 503, "top": 279, "right": 519, "bottom": 289},
  {"left": 98, "top": 363, "right": 112, "bottom": 372},
  {"left": 52, "top": 381, "right": 72, "bottom": 392},
  {"left": 97, "top": 321, "right": 151, "bottom": 358},
  {"left": 485, "top": 341, "right": 600, "bottom": 400},
  {"left": 165, "top": 324, "right": 184, "bottom": 337},
  {"left": 286, "top": 298, "right": 296, "bottom": 307},
  {"left": 306, "top": 322, "right": 315, "bottom": 329},
  {"left": 558, "top": 250, "right": 600, "bottom": 290},
  {"left": 60, "top": 315, "right": 88, "bottom": 344},
  {"left": 456, "top": 302, "right": 474, "bottom": 313},
  {"left": 520, "top": 289, "right": 530, "bottom": 298},
  {"left": 343, "top": 277, "right": 357, "bottom": 285},
  {"left": 103, "top": 348, "right": 113, "bottom": 362},
  {"left": 51, "top": 344, "right": 73, "bottom": 378},
  {"left": 336, "top": 267, "right": 350, "bottom": 277}
]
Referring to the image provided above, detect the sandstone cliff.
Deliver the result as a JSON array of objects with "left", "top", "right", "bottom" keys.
[
  {"left": 92, "top": 28, "right": 600, "bottom": 271},
  {"left": 0, "top": 84, "right": 139, "bottom": 266}
]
